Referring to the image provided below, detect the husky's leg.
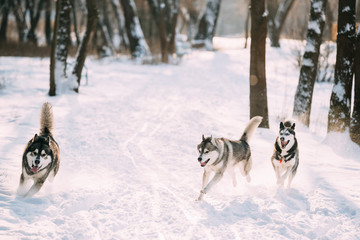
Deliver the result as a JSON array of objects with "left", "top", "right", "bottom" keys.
[
  {"left": 279, "top": 167, "right": 292, "bottom": 186},
  {"left": 275, "top": 167, "right": 283, "bottom": 185},
  {"left": 197, "top": 171, "right": 224, "bottom": 201},
  {"left": 229, "top": 167, "right": 237, "bottom": 187},
  {"left": 286, "top": 169, "right": 297, "bottom": 188},
  {"left": 24, "top": 180, "right": 44, "bottom": 198},
  {"left": 197, "top": 170, "right": 211, "bottom": 201},
  {"left": 240, "top": 157, "right": 252, "bottom": 183},
  {"left": 47, "top": 169, "right": 56, "bottom": 182},
  {"left": 17, "top": 173, "right": 29, "bottom": 196}
]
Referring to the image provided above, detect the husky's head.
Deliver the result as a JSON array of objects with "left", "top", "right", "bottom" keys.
[
  {"left": 277, "top": 121, "right": 296, "bottom": 149},
  {"left": 197, "top": 135, "right": 219, "bottom": 167},
  {"left": 25, "top": 134, "right": 53, "bottom": 174}
]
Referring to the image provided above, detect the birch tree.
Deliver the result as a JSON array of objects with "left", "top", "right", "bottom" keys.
[
  {"left": 293, "top": 0, "right": 327, "bottom": 126},
  {"left": 194, "top": 0, "right": 221, "bottom": 50},
  {"left": 249, "top": 0, "right": 269, "bottom": 128},
  {"left": 328, "top": 0, "right": 356, "bottom": 133}
]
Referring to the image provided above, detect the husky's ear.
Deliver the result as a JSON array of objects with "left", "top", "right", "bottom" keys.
[
  {"left": 31, "top": 134, "right": 38, "bottom": 142},
  {"left": 202, "top": 134, "right": 205, "bottom": 141},
  {"left": 291, "top": 123, "right": 296, "bottom": 130},
  {"left": 280, "top": 122, "right": 285, "bottom": 130}
]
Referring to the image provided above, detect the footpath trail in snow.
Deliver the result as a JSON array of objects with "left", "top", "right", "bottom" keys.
[{"left": 0, "top": 38, "right": 360, "bottom": 239}]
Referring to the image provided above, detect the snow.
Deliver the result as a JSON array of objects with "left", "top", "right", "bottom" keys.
[
  {"left": 0, "top": 37, "right": 360, "bottom": 239},
  {"left": 308, "top": 20, "right": 321, "bottom": 35}
]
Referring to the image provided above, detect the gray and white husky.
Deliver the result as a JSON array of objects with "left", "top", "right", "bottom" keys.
[
  {"left": 196, "top": 116, "right": 262, "bottom": 201},
  {"left": 17, "top": 102, "right": 60, "bottom": 197},
  {"left": 270, "top": 120, "right": 299, "bottom": 188}
]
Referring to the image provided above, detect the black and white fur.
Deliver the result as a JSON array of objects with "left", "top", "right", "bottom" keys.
[
  {"left": 271, "top": 121, "right": 299, "bottom": 188},
  {"left": 17, "top": 102, "right": 60, "bottom": 197},
  {"left": 196, "top": 116, "right": 262, "bottom": 201}
]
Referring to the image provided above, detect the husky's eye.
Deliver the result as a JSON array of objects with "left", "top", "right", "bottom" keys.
[
  {"left": 41, "top": 153, "right": 46, "bottom": 158},
  {"left": 204, "top": 150, "right": 209, "bottom": 154},
  {"left": 285, "top": 133, "right": 290, "bottom": 136},
  {"left": 198, "top": 149, "right": 202, "bottom": 153},
  {"left": 32, "top": 151, "right": 37, "bottom": 156}
]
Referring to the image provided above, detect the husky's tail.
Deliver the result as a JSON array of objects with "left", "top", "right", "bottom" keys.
[
  {"left": 39, "top": 102, "right": 54, "bottom": 136},
  {"left": 240, "top": 116, "right": 263, "bottom": 143}
]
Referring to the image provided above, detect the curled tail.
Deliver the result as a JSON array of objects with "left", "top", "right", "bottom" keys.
[
  {"left": 240, "top": 116, "right": 263, "bottom": 143},
  {"left": 39, "top": 102, "right": 54, "bottom": 136}
]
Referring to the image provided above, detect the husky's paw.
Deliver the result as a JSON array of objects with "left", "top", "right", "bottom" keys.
[
  {"left": 246, "top": 175, "right": 251, "bottom": 183},
  {"left": 196, "top": 190, "right": 205, "bottom": 201},
  {"left": 16, "top": 186, "right": 27, "bottom": 197}
]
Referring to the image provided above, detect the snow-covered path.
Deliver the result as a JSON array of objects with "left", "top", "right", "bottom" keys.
[{"left": 0, "top": 38, "right": 359, "bottom": 239}]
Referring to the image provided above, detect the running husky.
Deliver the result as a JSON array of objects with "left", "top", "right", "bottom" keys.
[
  {"left": 271, "top": 120, "right": 299, "bottom": 188},
  {"left": 196, "top": 116, "right": 262, "bottom": 201},
  {"left": 17, "top": 102, "right": 60, "bottom": 197}
]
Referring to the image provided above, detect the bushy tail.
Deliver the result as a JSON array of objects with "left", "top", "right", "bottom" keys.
[
  {"left": 240, "top": 116, "right": 263, "bottom": 143},
  {"left": 39, "top": 102, "right": 54, "bottom": 136}
]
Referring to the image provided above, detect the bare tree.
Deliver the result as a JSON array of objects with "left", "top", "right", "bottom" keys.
[
  {"left": 109, "top": 0, "right": 129, "bottom": 50},
  {"left": 351, "top": 29, "right": 360, "bottom": 145},
  {"left": 148, "top": 0, "right": 178, "bottom": 63},
  {"left": 249, "top": 0, "right": 269, "bottom": 128},
  {"left": 44, "top": 0, "right": 52, "bottom": 45},
  {"left": 293, "top": 0, "right": 327, "bottom": 127},
  {"left": 49, "top": 0, "right": 71, "bottom": 96},
  {"left": 244, "top": 2, "right": 250, "bottom": 49},
  {"left": 194, "top": 0, "right": 221, "bottom": 50},
  {"left": 328, "top": 0, "right": 356, "bottom": 133},
  {"left": 0, "top": 0, "right": 10, "bottom": 42},
  {"left": 26, "top": 0, "right": 45, "bottom": 44},
  {"left": 120, "top": 0, "right": 150, "bottom": 58},
  {"left": 72, "top": 0, "right": 99, "bottom": 93},
  {"left": 49, "top": 0, "right": 61, "bottom": 96},
  {"left": 267, "top": 0, "right": 296, "bottom": 47}
]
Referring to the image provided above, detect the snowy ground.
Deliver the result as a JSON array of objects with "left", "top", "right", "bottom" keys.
[{"left": 0, "top": 38, "right": 359, "bottom": 239}]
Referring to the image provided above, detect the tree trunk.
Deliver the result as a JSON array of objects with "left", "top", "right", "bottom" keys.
[
  {"left": 54, "top": 0, "right": 71, "bottom": 94},
  {"left": 120, "top": 0, "right": 150, "bottom": 58},
  {"left": 268, "top": 0, "right": 296, "bottom": 48},
  {"left": 194, "top": 0, "right": 222, "bottom": 50},
  {"left": 49, "top": 0, "right": 61, "bottom": 96},
  {"left": 11, "top": 0, "right": 27, "bottom": 43},
  {"left": 167, "top": 0, "right": 178, "bottom": 56},
  {"left": 293, "top": 0, "right": 327, "bottom": 127},
  {"left": 244, "top": 2, "right": 250, "bottom": 49},
  {"left": 44, "top": 0, "right": 52, "bottom": 45},
  {"left": 70, "top": 0, "right": 81, "bottom": 46},
  {"left": 249, "top": 0, "right": 269, "bottom": 128},
  {"left": 110, "top": 0, "right": 128, "bottom": 50},
  {"left": 72, "top": 0, "right": 98, "bottom": 93},
  {"left": 157, "top": 0, "right": 169, "bottom": 63},
  {"left": 328, "top": 0, "right": 356, "bottom": 133},
  {"left": 351, "top": 29, "right": 360, "bottom": 145},
  {"left": 0, "top": 0, "right": 10, "bottom": 43},
  {"left": 27, "top": 0, "right": 45, "bottom": 45},
  {"left": 96, "top": 0, "right": 115, "bottom": 56}
]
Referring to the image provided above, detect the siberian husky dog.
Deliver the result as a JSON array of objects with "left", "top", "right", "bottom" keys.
[
  {"left": 17, "top": 102, "right": 60, "bottom": 197},
  {"left": 196, "top": 116, "right": 262, "bottom": 201},
  {"left": 270, "top": 120, "right": 299, "bottom": 188}
]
